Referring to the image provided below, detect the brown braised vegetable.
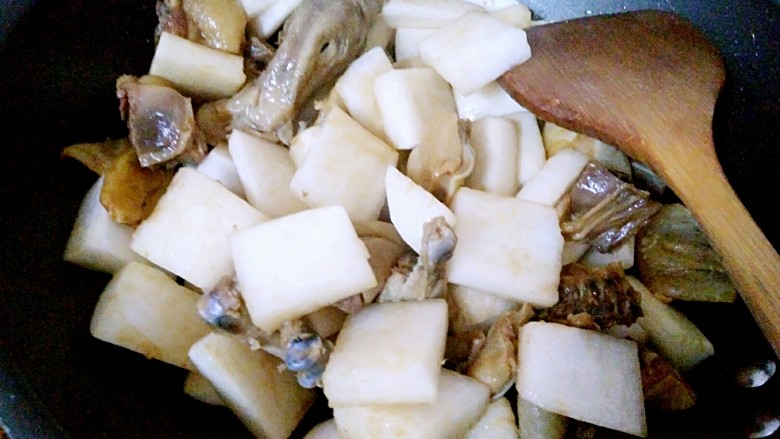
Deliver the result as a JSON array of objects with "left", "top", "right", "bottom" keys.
[
  {"left": 637, "top": 203, "right": 737, "bottom": 303},
  {"left": 61, "top": 138, "right": 130, "bottom": 175},
  {"left": 640, "top": 349, "right": 696, "bottom": 411},
  {"left": 539, "top": 263, "right": 642, "bottom": 331},
  {"left": 99, "top": 147, "right": 174, "bottom": 226},
  {"left": 561, "top": 162, "right": 661, "bottom": 252}
]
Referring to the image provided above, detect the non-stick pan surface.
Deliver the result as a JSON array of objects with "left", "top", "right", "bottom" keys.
[{"left": 1, "top": 1, "right": 778, "bottom": 437}]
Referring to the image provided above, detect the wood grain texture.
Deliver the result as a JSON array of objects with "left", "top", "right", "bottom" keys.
[{"left": 500, "top": 11, "right": 780, "bottom": 356}]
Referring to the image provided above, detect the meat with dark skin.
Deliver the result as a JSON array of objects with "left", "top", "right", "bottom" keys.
[
  {"left": 540, "top": 263, "right": 642, "bottom": 331},
  {"left": 117, "top": 76, "right": 207, "bottom": 167},
  {"left": 228, "top": 0, "right": 383, "bottom": 134}
]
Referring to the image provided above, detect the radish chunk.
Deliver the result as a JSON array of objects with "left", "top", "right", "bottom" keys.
[
  {"left": 149, "top": 33, "right": 246, "bottom": 100},
  {"left": 248, "top": 0, "right": 303, "bottom": 38},
  {"left": 131, "top": 168, "right": 268, "bottom": 290},
  {"left": 516, "top": 322, "right": 647, "bottom": 437},
  {"left": 373, "top": 67, "right": 457, "bottom": 151},
  {"left": 289, "top": 108, "right": 398, "bottom": 221},
  {"left": 232, "top": 206, "right": 377, "bottom": 332},
  {"left": 228, "top": 130, "right": 307, "bottom": 218},
  {"left": 516, "top": 148, "right": 589, "bottom": 206},
  {"left": 510, "top": 111, "right": 546, "bottom": 186},
  {"left": 382, "top": 0, "right": 480, "bottom": 29},
  {"left": 394, "top": 28, "right": 435, "bottom": 61},
  {"left": 490, "top": 4, "right": 532, "bottom": 28},
  {"left": 466, "top": 116, "right": 519, "bottom": 196},
  {"left": 90, "top": 262, "right": 210, "bottom": 370},
  {"left": 196, "top": 145, "right": 245, "bottom": 198},
  {"left": 64, "top": 178, "right": 144, "bottom": 273},
  {"left": 465, "top": 397, "right": 519, "bottom": 439},
  {"left": 385, "top": 166, "right": 455, "bottom": 253},
  {"left": 323, "top": 299, "right": 448, "bottom": 406},
  {"left": 418, "top": 11, "right": 531, "bottom": 94},
  {"left": 334, "top": 47, "right": 394, "bottom": 140},
  {"left": 304, "top": 419, "right": 339, "bottom": 439},
  {"left": 449, "top": 285, "right": 518, "bottom": 333},
  {"left": 462, "top": 0, "right": 521, "bottom": 12},
  {"left": 447, "top": 188, "right": 562, "bottom": 307},
  {"left": 454, "top": 81, "right": 528, "bottom": 121},
  {"left": 333, "top": 370, "right": 490, "bottom": 439},
  {"left": 239, "top": 0, "right": 278, "bottom": 17},
  {"left": 189, "top": 333, "right": 316, "bottom": 439},
  {"left": 183, "top": 372, "right": 224, "bottom": 406}
]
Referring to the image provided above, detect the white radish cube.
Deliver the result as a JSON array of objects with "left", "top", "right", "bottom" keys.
[
  {"left": 454, "top": 81, "right": 528, "bottom": 121},
  {"left": 150, "top": 32, "right": 246, "bottom": 100},
  {"left": 516, "top": 148, "right": 589, "bottom": 206},
  {"left": 304, "top": 419, "right": 339, "bottom": 439},
  {"left": 628, "top": 277, "right": 714, "bottom": 371},
  {"left": 64, "top": 178, "right": 144, "bottom": 273},
  {"left": 448, "top": 188, "right": 562, "bottom": 307},
  {"left": 249, "top": 0, "right": 303, "bottom": 38},
  {"left": 228, "top": 130, "right": 307, "bottom": 218},
  {"left": 196, "top": 145, "right": 245, "bottom": 198},
  {"left": 382, "top": 0, "right": 480, "bottom": 29},
  {"left": 183, "top": 372, "right": 224, "bottom": 406},
  {"left": 462, "top": 0, "right": 521, "bottom": 12},
  {"left": 232, "top": 206, "right": 377, "bottom": 332},
  {"left": 240, "top": 0, "right": 278, "bottom": 17},
  {"left": 517, "top": 322, "right": 646, "bottom": 437},
  {"left": 490, "top": 4, "right": 532, "bottom": 28},
  {"left": 289, "top": 124, "right": 322, "bottom": 167},
  {"left": 385, "top": 166, "right": 455, "bottom": 253},
  {"left": 323, "top": 299, "right": 448, "bottom": 406},
  {"left": 334, "top": 370, "right": 489, "bottom": 439},
  {"left": 394, "top": 28, "right": 435, "bottom": 61},
  {"left": 580, "top": 237, "right": 635, "bottom": 270},
  {"left": 189, "top": 333, "right": 316, "bottom": 439},
  {"left": 418, "top": 11, "right": 531, "bottom": 94},
  {"left": 90, "top": 262, "right": 209, "bottom": 370},
  {"left": 516, "top": 396, "right": 568, "bottom": 439},
  {"left": 449, "top": 285, "right": 518, "bottom": 333},
  {"left": 131, "top": 168, "right": 267, "bottom": 290},
  {"left": 562, "top": 240, "right": 590, "bottom": 265},
  {"left": 467, "top": 116, "right": 519, "bottom": 196},
  {"left": 465, "top": 397, "right": 519, "bottom": 439},
  {"left": 542, "top": 122, "right": 632, "bottom": 177},
  {"left": 334, "top": 47, "right": 394, "bottom": 140},
  {"left": 289, "top": 108, "right": 398, "bottom": 221},
  {"left": 508, "top": 112, "right": 546, "bottom": 186},
  {"left": 374, "top": 67, "right": 457, "bottom": 150}
]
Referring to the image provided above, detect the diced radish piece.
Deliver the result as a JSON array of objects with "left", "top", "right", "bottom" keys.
[
  {"left": 323, "top": 299, "right": 448, "bottom": 406},
  {"left": 466, "top": 116, "right": 519, "bottom": 195},
  {"left": 516, "top": 396, "right": 568, "bottom": 439},
  {"left": 374, "top": 67, "right": 457, "bottom": 150},
  {"left": 228, "top": 130, "right": 307, "bottom": 218},
  {"left": 382, "top": 0, "right": 480, "bottom": 28},
  {"left": 394, "top": 28, "right": 436, "bottom": 61},
  {"left": 131, "top": 168, "right": 268, "bottom": 290},
  {"left": 454, "top": 81, "right": 528, "bottom": 121},
  {"left": 385, "top": 166, "right": 455, "bottom": 253},
  {"left": 232, "top": 206, "right": 377, "bottom": 332},
  {"left": 63, "top": 177, "right": 144, "bottom": 273},
  {"left": 580, "top": 237, "right": 635, "bottom": 270},
  {"left": 508, "top": 112, "right": 546, "bottom": 186},
  {"left": 189, "top": 333, "right": 316, "bottom": 439},
  {"left": 196, "top": 145, "right": 245, "bottom": 198},
  {"left": 465, "top": 397, "right": 519, "bottom": 439},
  {"left": 150, "top": 33, "right": 245, "bottom": 100},
  {"left": 448, "top": 188, "right": 562, "bottom": 307},
  {"left": 561, "top": 241, "right": 590, "bottom": 265},
  {"left": 517, "top": 322, "right": 646, "bottom": 437},
  {"left": 333, "top": 370, "right": 490, "bottom": 439},
  {"left": 543, "top": 122, "right": 632, "bottom": 177},
  {"left": 490, "top": 4, "right": 532, "bottom": 28},
  {"left": 304, "top": 419, "right": 339, "bottom": 439},
  {"left": 462, "top": 0, "right": 521, "bottom": 12},
  {"left": 418, "top": 11, "right": 531, "bottom": 94},
  {"left": 248, "top": 0, "right": 303, "bottom": 38},
  {"left": 449, "top": 285, "right": 518, "bottom": 333},
  {"left": 290, "top": 108, "right": 398, "bottom": 221},
  {"left": 90, "top": 262, "right": 209, "bottom": 370},
  {"left": 334, "top": 47, "right": 394, "bottom": 140},
  {"left": 183, "top": 372, "right": 224, "bottom": 406},
  {"left": 516, "top": 148, "right": 589, "bottom": 206},
  {"left": 240, "top": 0, "right": 278, "bottom": 17}
]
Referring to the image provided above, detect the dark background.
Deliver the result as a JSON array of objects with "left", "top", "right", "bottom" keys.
[{"left": 1, "top": 0, "right": 778, "bottom": 437}]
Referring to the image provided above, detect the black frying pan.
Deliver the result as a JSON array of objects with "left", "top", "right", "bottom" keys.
[{"left": 1, "top": 1, "right": 778, "bottom": 438}]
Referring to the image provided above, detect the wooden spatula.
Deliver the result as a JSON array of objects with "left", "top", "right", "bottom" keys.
[{"left": 499, "top": 10, "right": 780, "bottom": 355}]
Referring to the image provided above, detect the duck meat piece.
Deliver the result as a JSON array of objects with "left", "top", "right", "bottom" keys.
[
  {"left": 539, "top": 263, "right": 642, "bottom": 331},
  {"left": 155, "top": 0, "right": 197, "bottom": 43},
  {"left": 561, "top": 162, "right": 661, "bottom": 252},
  {"left": 228, "top": 0, "right": 382, "bottom": 133},
  {"left": 117, "top": 76, "right": 207, "bottom": 167}
]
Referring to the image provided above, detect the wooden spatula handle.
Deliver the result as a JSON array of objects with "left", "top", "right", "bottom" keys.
[{"left": 666, "top": 148, "right": 780, "bottom": 356}]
